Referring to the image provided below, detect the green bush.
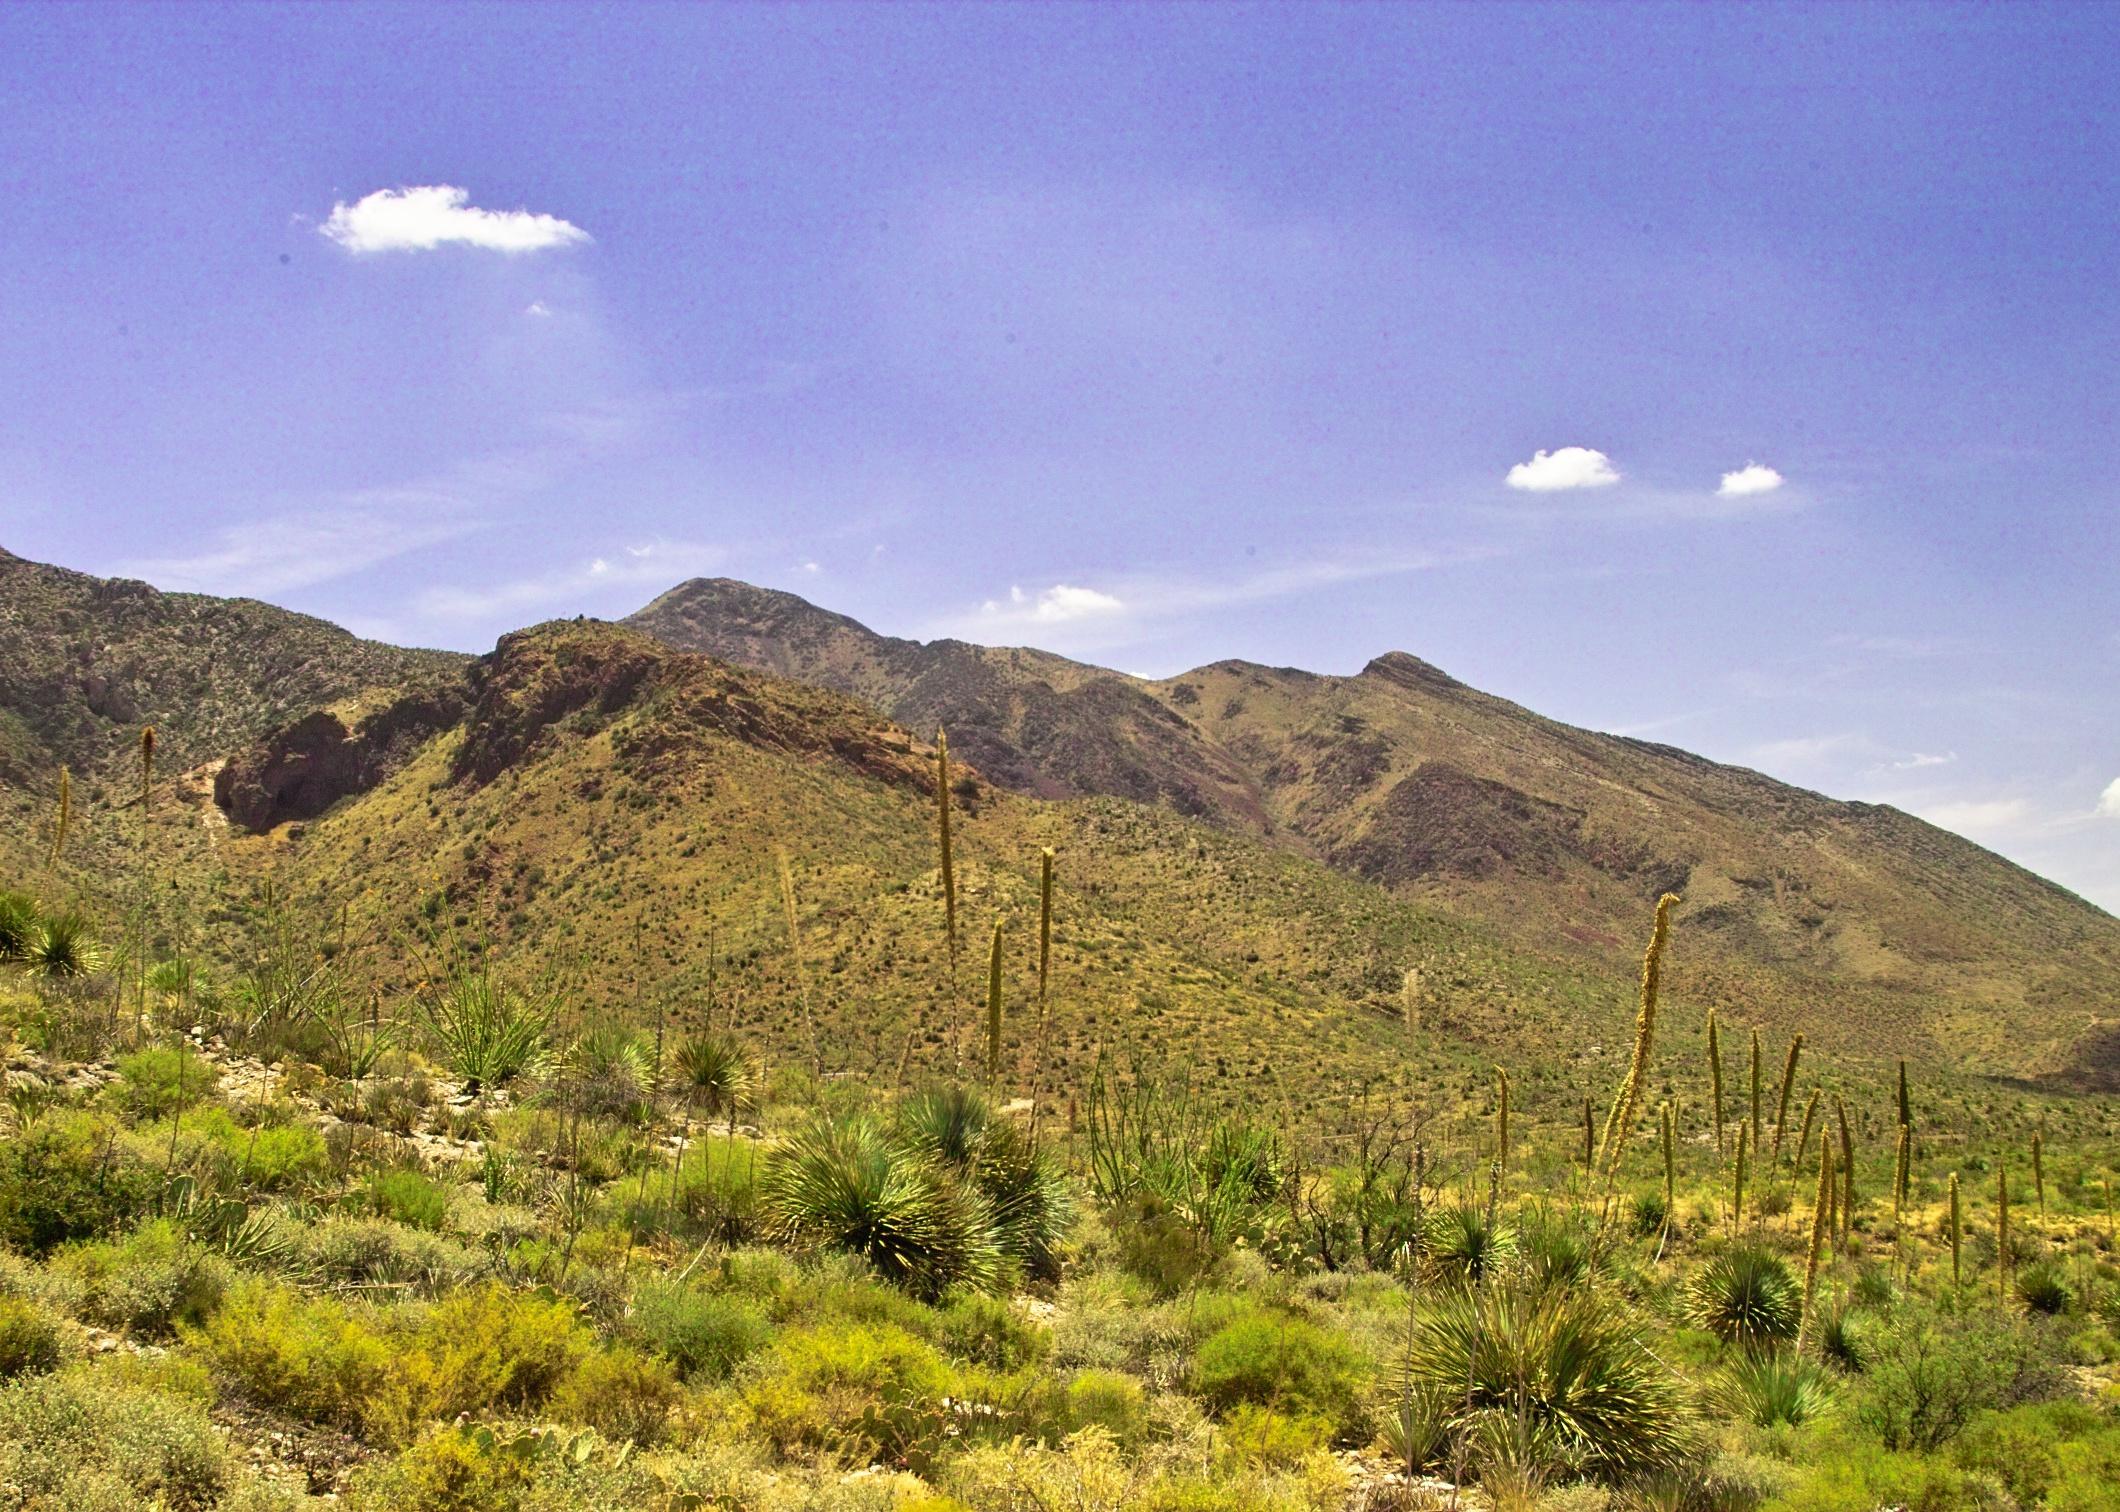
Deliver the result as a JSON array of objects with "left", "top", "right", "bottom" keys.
[
  {"left": 1951, "top": 1399, "right": 2113, "bottom": 1507},
  {"left": 1218, "top": 1402, "right": 1331, "bottom": 1467},
  {"left": 52, "top": 1219, "right": 228, "bottom": 1336},
  {"left": 742, "top": 1320, "right": 955, "bottom": 1471},
  {"left": 936, "top": 1291, "right": 1051, "bottom": 1370},
  {"left": 1855, "top": 1309, "right": 2065, "bottom": 1453},
  {"left": 0, "top": 1111, "right": 158, "bottom": 1252},
  {"left": 1062, "top": 1368, "right": 1150, "bottom": 1445},
  {"left": 1189, "top": 1307, "right": 1367, "bottom": 1433},
  {"left": 160, "top": 1106, "right": 327, "bottom": 1192},
  {"left": 303, "top": 1216, "right": 478, "bottom": 1293},
  {"left": 630, "top": 1277, "right": 771, "bottom": 1381},
  {"left": 191, "top": 1277, "right": 594, "bottom": 1445},
  {"left": 549, "top": 1345, "right": 682, "bottom": 1445},
  {"left": 0, "top": 1295, "right": 68, "bottom": 1380},
  {"left": 1762, "top": 1426, "right": 2013, "bottom": 1512},
  {"left": 363, "top": 1168, "right": 450, "bottom": 1230},
  {"left": 0, "top": 1369, "right": 230, "bottom": 1510},
  {"left": 113, "top": 1043, "right": 215, "bottom": 1119}
]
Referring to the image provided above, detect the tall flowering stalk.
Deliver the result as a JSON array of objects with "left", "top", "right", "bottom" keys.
[
  {"left": 1706, "top": 1010, "right": 1726, "bottom": 1161},
  {"left": 1598, "top": 892, "right": 1680, "bottom": 1189},
  {"left": 1799, "top": 1127, "right": 1834, "bottom": 1351},
  {"left": 1771, "top": 1033, "right": 1804, "bottom": 1165}
]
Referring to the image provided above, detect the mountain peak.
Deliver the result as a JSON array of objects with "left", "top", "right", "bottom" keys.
[{"left": 1359, "top": 650, "right": 1466, "bottom": 694}]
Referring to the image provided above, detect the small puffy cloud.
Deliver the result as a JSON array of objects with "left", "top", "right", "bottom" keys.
[
  {"left": 981, "top": 583, "right": 1126, "bottom": 625},
  {"left": 321, "top": 185, "right": 589, "bottom": 255},
  {"left": 1892, "top": 751, "right": 1956, "bottom": 770},
  {"left": 524, "top": 300, "right": 553, "bottom": 317},
  {"left": 1505, "top": 446, "right": 1620, "bottom": 492},
  {"left": 1717, "top": 462, "right": 1785, "bottom": 498},
  {"left": 2098, "top": 777, "right": 2120, "bottom": 819}
]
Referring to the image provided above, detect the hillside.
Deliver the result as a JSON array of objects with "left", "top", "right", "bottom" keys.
[{"left": 629, "top": 578, "right": 2120, "bottom": 1086}]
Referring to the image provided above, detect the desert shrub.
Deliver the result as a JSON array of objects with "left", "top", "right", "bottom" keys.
[
  {"left": 1630, "top": 1191, "right": 1668, "bottom": 1238},
  {"left": 1063, "top": 1368, "right": 1150, "bottom": 1445},
  {"left": 0, "top": 1110, "right": 157, "bottom": 1252},
  {"left": 192, "top": 1278, "right": 593, "bottom": 1445},
  {"left": 1707, "top": 1351, "right": 1836, "bottom": 1428},
  {"left": 1854, "top": 1308, "right": 2065, "bottom": 1452},
  {"left": 0, "top": 1369, "right": 230, "bottom": 1510},
  {"left": 303, "top": 1216, "right": 479, "bottom": 1293},
  {"left": 615, "top": 1134, "right": 761, "bottom": 1245},
  {"left": 164, "top": 1106, "right": 326, "bottom": 1192},
  {"left": 0, "top": 890, "right": 37, "bottom": 961},
  {"left": 936, "top": 1291, "right": 1051, "bottom": 1370},
  {"left": 0, "top": 1295, "right": 68, "bottom": 1380},
  {"left": 1816, "top": 1306, "right": 1869, "bottom": 1374},
  {"left": 362, "top": 1167, "right": 450, "bottom": 1230},
  {"left": 52, "top": 1218, "right": 228, "bottom": 1336},
  {"left": 114, "top": 1043, "right": 215, "bottom": 1118},
  {"left": 1189, "top": 1308, "right": 1367, "bottom": 1434},
  {"left": 1951, "top": 1399, "right": 2116, "bottom": 1508},
  {"left": 1387, "top": 1281, "right": 1695, "bottom": 1486},
  {"left": 549, "top": 1345, "right": 681, "bottom": 1445},
  {"left": 630, "top": 1276, "right": 771, "bottom": 1381},
  {"left": 741, "top": 1320, "right": 955, "bottom": 1471},
  {"left": 1762, "top": 1427, "right": 2014, "bottom": 1512},
  {"left": 764, "top": 1114, "right": 1001, "bottom": 1300},
  {"left": 1219, "top": 1402, "right": 1331, "bottom": 1467},
  {"left": 1688, "top": 1247, "right": 1800, "bottom": 1349},
  {"left": 1110, "top": 1191, "right": 1220, "bottom": 1297}
]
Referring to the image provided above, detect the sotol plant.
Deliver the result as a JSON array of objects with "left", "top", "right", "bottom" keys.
[
  {"left": 1771, "top": 1033, "right": 1804, "bottom": 1165},
  {"left": 1597, "top": 892, "right": 1679, "bottom": 1189}
]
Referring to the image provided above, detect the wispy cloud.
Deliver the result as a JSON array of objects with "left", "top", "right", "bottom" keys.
[
  {"left": 116, "top": 505, "right": 477, "bottom": 596},
  {"left": 1891, "top": 751, "right": 1956, "bottom": 770},
  {"left": 414, "top": 539, "right": 724, "bottom": 621},
  {"left": 2098, "top": 777, "right": 2120, "bottom": 820},
  {"left": 321, "top": 185, "right": 590, "bottom": 256},
  {"left": 1716, "top": 462, "right": 1784, "bottom": 498},
  {"left": 1505, "top": 446, "right": 1621, "bottom": 492},
  {"left": 975, "top": 583, "right": 1126, "bottom": 629},
  {"left": 1916, "top": 796, "right": 2034, "bottom": 838}
]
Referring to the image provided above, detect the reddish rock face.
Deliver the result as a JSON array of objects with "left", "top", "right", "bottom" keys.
[{"left": 215, "top": 680, "right": 466, "bottom": 830}]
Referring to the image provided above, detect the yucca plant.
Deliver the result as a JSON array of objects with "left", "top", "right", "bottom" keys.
[
  {"left": 1708, "top": 1351, "right": 1836, "bottom": 1428},
  {"left": 1834, "top": 1095, "right": 1855, "bottom": 1241},
  {"left": 2016, "top": 1261, "right": 2070, "bottom": 1316},
  {"left": 764, "top": 1112, "right": 1001, "bottom": 1298},
  {"left": 899, "top": 1085, "right": 1071, "bottom": 1277},
  {"left": 556, "top": 1021, "right": 654, "bottom": 1124},
  {"left": 672, "top": 1033, "right": 754, "bottom": 1135},
  {"left": 22, "top": 909, "right": 102, "bottom": 978},
  {"left": 1816, "top": 1306, "right": 1868, "bottom": 1373},
  {"left": 1389, "top": 1280, "right": 1696, "bottom": 1486},
  {"left": 0, "top": 891, "right": 38, "bottom": 962},
  {"left": 1424, "top": 1201, "right": 1515, "bottom": 1283},
  {"left": 414, "top": 961, "right": 549, "bottom": 1094},
  {"left": 1689, "top": 1246, "right": 1801, "bottom": 1349}
]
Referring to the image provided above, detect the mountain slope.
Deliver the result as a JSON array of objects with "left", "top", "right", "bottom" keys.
[
  {"left": 628, "top": 577, "right": 2120, "bottom": 1085},
  {"left": 0, "top": 545, "right": 461, "bottom": 788}
]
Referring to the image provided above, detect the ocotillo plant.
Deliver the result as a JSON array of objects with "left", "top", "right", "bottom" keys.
[
  {"left": 1597, "top": 892, "right": 1679, "bottom": 1189},
  {"left": 47, "top": 765, "right": 72, "bottom": 870},
  {"left": 2031, "top": 1133, "right": 2045, "bottom": 1222},
  {"left": 1494, "top": 1065, "right": 1510, "bottom": 1164},
  {"left": 1029, "top": 846, "right": 1057, "bottom": 1139},
  {"left": 1706, "top": 1009, "right": 1726, "bottom": 1160},
  {"left": 1799, "top": 1127, "right": 1834, "bottom": 1350},
  {"left": 1748, "top": 1028, "right": 1763, "bottom": 1152},
  {"left": 1948, "top": 1171, "right": 1962, "bottom": 1291},
  {"left": 935, "top": 730, "right": 958, "bottom": 963},
  {"left": 985, "top": 917, "right": 1005, "bottom": 1087},
  {"left": 1835, "top": 1096, "right": 1856, "bottom": 1241},
  {"left": 1997, "top": 1164, "right": 2012, "bottom": 1306},
  {"left": 1892, "top": 1123, "right": 1911, "bottom": 1223},
  {"left": 1771, "top": 1033, "right": 1804, "bottom": 1165}
]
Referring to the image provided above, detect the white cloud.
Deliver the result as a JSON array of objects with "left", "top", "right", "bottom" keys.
[
  {"left": 979, "top": 583, "right": 1127, "bottom": 626},
  {"left": 1892, "top": 751, "right": 1956, "bottom": 770},
  {"left": 415, "top": 540, "right": 722, "bottom": 620},
  {"left": 1505, "top": 446, "right": 1621, "bottom": 492},
  {"left": 2098, "top": 777, "right": 2120, "bottom": 819},
  {"left": 524, "top": 300, "right": 553, "bottom": 317},
  {"left": 321, "top": 185, "right": 589, "bottom": 255},
  {"left": 1717, "top": 462, "right": 1785, "bottom": 498}
]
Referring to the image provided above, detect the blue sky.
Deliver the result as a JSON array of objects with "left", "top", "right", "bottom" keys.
[{"left": 2, "top": 2, "right": 2115, "bottom": 909}]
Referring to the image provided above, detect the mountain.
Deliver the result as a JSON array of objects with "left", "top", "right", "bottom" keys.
[
  {"left": 0, "top": 545, "right": 461, "bottom": 789},
  {"left": 627, "top": 577, "right": 2120, "bottom": 1086},
  {"left": 3, "top": 547, "right": 2116, "bottom": 1091}
]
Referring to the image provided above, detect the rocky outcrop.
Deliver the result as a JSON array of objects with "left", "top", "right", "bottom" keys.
[{"left": 215, "top": 677, "right": 467, "bottom": 830}]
